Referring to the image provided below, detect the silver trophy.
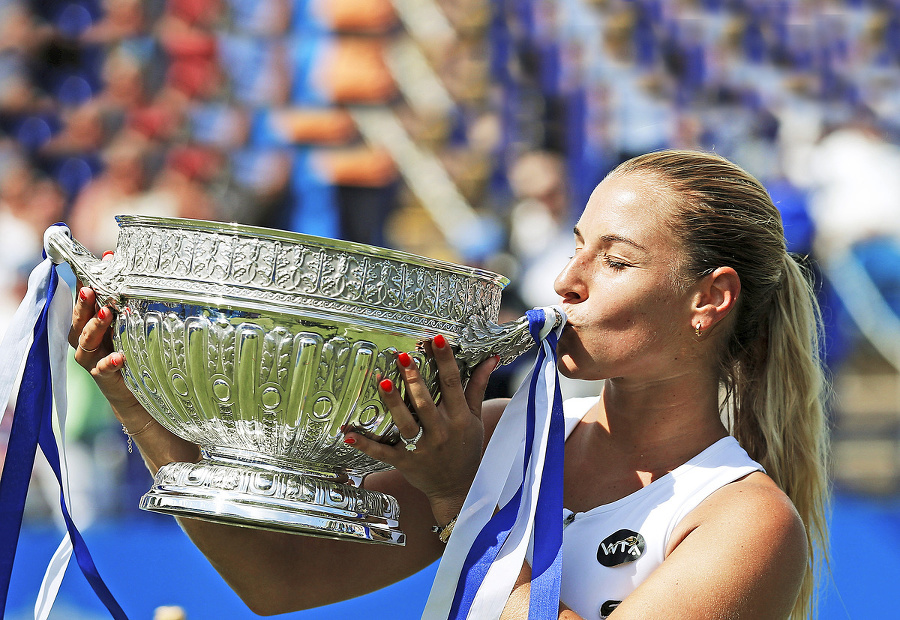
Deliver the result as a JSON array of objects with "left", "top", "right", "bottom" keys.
[{"left": 46, "top": 216, "right": 545, "bottom": 545}]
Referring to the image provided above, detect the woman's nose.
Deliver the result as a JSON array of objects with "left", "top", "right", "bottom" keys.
[{"left": 554, "top": 255, "right": 587, "bottom": 302}]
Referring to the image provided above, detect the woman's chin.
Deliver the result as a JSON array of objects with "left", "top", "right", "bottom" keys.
[{"left": 556, "top": 358, "right": 580, "bottom": 379}]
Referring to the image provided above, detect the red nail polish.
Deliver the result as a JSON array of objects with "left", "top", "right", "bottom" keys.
[
  {"left": 102, "top": 250, "right": 114, "bottom": 258},
  {"left": 397, "top": 352, "right": 412, "bottom": 368},
  {"left": 343, "top": 436, "right": 356, "bottom": 445},
  {"left": 340, "top": 424, "right": 348, "bottom": 432},
  {"left": 79, "top": 288, "right": 88, "bottom": 301},
  {"left": 110, "top": 355, "right": 121, "bottom": 367},
  {"left": 433, "top": 334, "right": 446, "bottom": 349},
  {"left": 380, "top": 379, "right": 393, "bottom": 393},
  {"left": 98, "top": 307, "right": 109, "bottom": 321}
]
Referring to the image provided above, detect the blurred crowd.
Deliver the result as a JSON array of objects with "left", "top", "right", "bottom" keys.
[{"left": 3, "top": 0, "right": 900, "bottom": 522}]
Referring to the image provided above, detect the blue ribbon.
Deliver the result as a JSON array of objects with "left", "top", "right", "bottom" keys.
[
  {"left": 0, "top": 257, "right": 128, "bottom": 618},
  {"left": 448, "top": 308, "right": 565, "bottom": 618}
]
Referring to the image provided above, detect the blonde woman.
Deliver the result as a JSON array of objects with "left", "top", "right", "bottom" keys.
[{"left": 72, "top": 149, "right": 829, "bottom": 618}]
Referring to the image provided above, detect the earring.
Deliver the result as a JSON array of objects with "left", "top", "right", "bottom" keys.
[{"left": 695, "top": 323, "right": 702, "bottom": 337}]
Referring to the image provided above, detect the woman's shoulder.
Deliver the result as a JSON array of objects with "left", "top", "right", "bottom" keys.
[
  {"left": 617, "top": 471, "right": 808, "bottom": 617},
  {"left": 670, "top": 471, "right": 807, "bottom": 575}
]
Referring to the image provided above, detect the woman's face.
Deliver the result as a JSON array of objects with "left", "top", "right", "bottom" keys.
[{"left": 553, "top": 172, "right": 699, "bottom": 382}]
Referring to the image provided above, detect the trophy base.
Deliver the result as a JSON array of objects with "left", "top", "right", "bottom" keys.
[{"left": 140, "top": 457, "right": 405, "bottom": 546}]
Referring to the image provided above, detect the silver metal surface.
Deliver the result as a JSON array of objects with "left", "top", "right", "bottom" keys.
[{"left": 47, "top": 216, "right": 542, "bottom": 544}]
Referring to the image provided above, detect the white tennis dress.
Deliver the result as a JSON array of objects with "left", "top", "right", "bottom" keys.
[{"left": 555, "top": 396, "right": 764, "bottom": 619}]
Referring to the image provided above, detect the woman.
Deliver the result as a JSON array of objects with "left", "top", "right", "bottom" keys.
[{"left": 71, "top": 150, "right": 829, "bottom": 618}]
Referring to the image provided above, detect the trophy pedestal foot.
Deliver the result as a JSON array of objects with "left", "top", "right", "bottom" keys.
[{"left": 140, "top": 459, "right": 405, "bottom": 545}]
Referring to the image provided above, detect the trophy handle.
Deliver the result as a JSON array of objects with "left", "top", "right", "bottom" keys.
[
  {"left": 454, "top": 308, "right": 565, "bottom": 369},
  {"left": 44, "top": 225, "right": 124, "bottom": 309}
]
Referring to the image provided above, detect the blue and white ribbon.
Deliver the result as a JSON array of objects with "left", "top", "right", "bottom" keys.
[
  {"left": 424, "top": 306, "right": 567, "bottom": 620},
  {"left": 0, "top": 224, "right": 127, "bottom": 619}
]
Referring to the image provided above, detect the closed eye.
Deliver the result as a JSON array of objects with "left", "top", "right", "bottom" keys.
[{"left": 602, "top": 253, "right": 630, "bottom": 270}]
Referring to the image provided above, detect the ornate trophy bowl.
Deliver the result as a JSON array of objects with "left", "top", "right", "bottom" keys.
[{"left": 46, "top": 216, "right": 538, "bottom": 545}]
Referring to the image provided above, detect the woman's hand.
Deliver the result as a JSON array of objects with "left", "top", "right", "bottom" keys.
[
  {"left": 68, "top": 285, "right": 142, "bottom": 416},
  {"left": 344, "top": 334, "right": 499, "bottom": 525},
  {"left": 68, "top": 279, "right": 201, "bottom": 471}
]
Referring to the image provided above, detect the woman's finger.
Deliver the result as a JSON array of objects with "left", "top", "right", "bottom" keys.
[
  {"left": 463, "top": 355, "right": 500, "bottom": 420},
  {"left": 73, "top": 304, "right": 116, "bottom": 366},
  {"left": 90, "top": 351, "right": 125, "bottom": 378},
  {"left": 395, "top": 351, "right": 439, "bottom": 426},
  {"left": 342, "top": 430, "right": 404, "bottom": 466},
  {"left": 428, "top": 334, "right": 469, "bottom": 419},
  {"left": 377, "top": 376, "right": 421, "bottom": 442},
  {"left": 69, "top": 286, "right": 97, "bottom": 348}
]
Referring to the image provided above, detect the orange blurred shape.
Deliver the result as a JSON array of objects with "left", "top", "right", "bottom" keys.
[
  {"left": 313, "top": 38, "right": 396, "bottom": 103},
  {"left": 271, "top": 108, "right": 357, "bottom": 144},
  {"left": 311, "top": 0, "right": 397, "bottom": 33},
  {"left": 314, "top": 147, "right": 398, "bottom": 187}
]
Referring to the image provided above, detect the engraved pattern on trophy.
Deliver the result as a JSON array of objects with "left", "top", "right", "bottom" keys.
[{"left": 110, "top": 221, "right": 505, "bottom": 330}]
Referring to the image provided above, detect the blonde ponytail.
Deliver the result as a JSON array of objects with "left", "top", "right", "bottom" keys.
[{"left": 730, "top": 255, "right": 830, "bottom": 619}]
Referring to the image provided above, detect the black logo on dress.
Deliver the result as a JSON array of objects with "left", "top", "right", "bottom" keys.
[
  {"left": 600, "top": 600, "right": 621, "bottom": 618},
  {"left": 596, "top": 529, "right": 645, "bottom": 567}
]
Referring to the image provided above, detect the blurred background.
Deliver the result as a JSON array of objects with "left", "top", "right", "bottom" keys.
[{"left": 2, "top": 0, "right": 900, "bottom": 617}]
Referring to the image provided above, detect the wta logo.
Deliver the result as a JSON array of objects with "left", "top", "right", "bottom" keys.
[{"left": 596, "top": 529, "right": 646, "bottom": 567}]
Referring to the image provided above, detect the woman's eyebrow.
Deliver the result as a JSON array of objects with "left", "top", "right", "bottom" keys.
[
  {"left": 573, "top": 226, "right": 647, "bottom": 252},
  {"left": 601, "top": 233, "right": 648, "bottom": 252}
]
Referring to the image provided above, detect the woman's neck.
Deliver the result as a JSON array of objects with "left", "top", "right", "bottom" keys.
[{"left": 589, "top": 374, "right": 728, "bottom": 472}]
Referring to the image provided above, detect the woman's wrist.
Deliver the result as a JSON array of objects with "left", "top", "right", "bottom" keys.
[
  {"left": 112, "top": 403, "right": 201, "bottom": 471},
  {"left": 428, "top": 495, "right": 466, "bottom": 529}
]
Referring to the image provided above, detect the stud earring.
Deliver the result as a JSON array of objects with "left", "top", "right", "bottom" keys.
[{"left": 695, "top": 323, "right": 703, "bottom": 337}]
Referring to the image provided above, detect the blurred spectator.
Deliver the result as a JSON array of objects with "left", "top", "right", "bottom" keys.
[
  {"left": 807, "top": 117, "right": 900, "bottom": 363},
  {"left": 506, "top": 150, "right": 572, "bottom": 309},
  {"left": 807, "top": 119, "right": 900, "bottom": 256},
  {"left": 67, "top": 134, "right": 177, "bottom": 253},
  {"left": 0, "top": 161, "right": 66, "bottom": 306}
]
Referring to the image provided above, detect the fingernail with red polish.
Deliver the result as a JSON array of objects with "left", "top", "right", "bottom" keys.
[
  {"left": 343, "top": 435, "right": 357, "bottom": 445},
  {"left": 379, "top": 379, "right": 393, "bottom": 393},
  {"left": 397, "top": 352, "right": 412, "bottom": 368},
  {"left": 433, "top": 334, "right": 446, "bottom": 349},
  {"left": 110, "top": 355, "right": 121, "bottom": 367},
  {"left": 102, "top": 250, "right": 115, "bottom": 258},
  {"left": 79, "top": 288, "right": 88, "bottom": 301},
  {"left": 98, "top": 307, "right": 109, "bottom": 321}
]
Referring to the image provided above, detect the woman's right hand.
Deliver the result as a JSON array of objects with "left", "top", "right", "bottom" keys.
[
  {"left": 68, "top": 285, "right": 142, "bottom": 415},
  {"left": 68, "top": 282, "right": 201, "bottom": 470}
]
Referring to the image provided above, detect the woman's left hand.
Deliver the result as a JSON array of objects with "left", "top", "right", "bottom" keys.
[{"left": 343, "top": 334, "right": 499, "bottom": 526}]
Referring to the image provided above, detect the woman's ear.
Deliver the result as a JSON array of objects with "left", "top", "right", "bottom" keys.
[{"left": 691, "top": 266, "right": 740, "bottom": 333}]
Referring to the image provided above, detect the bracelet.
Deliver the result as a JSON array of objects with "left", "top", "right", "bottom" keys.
[
  {"left": 431, "top": 515, "right": 458, "bottom": 544},
  {"left": 122, "top": 419, "right": 156, "bottom": 453}
]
